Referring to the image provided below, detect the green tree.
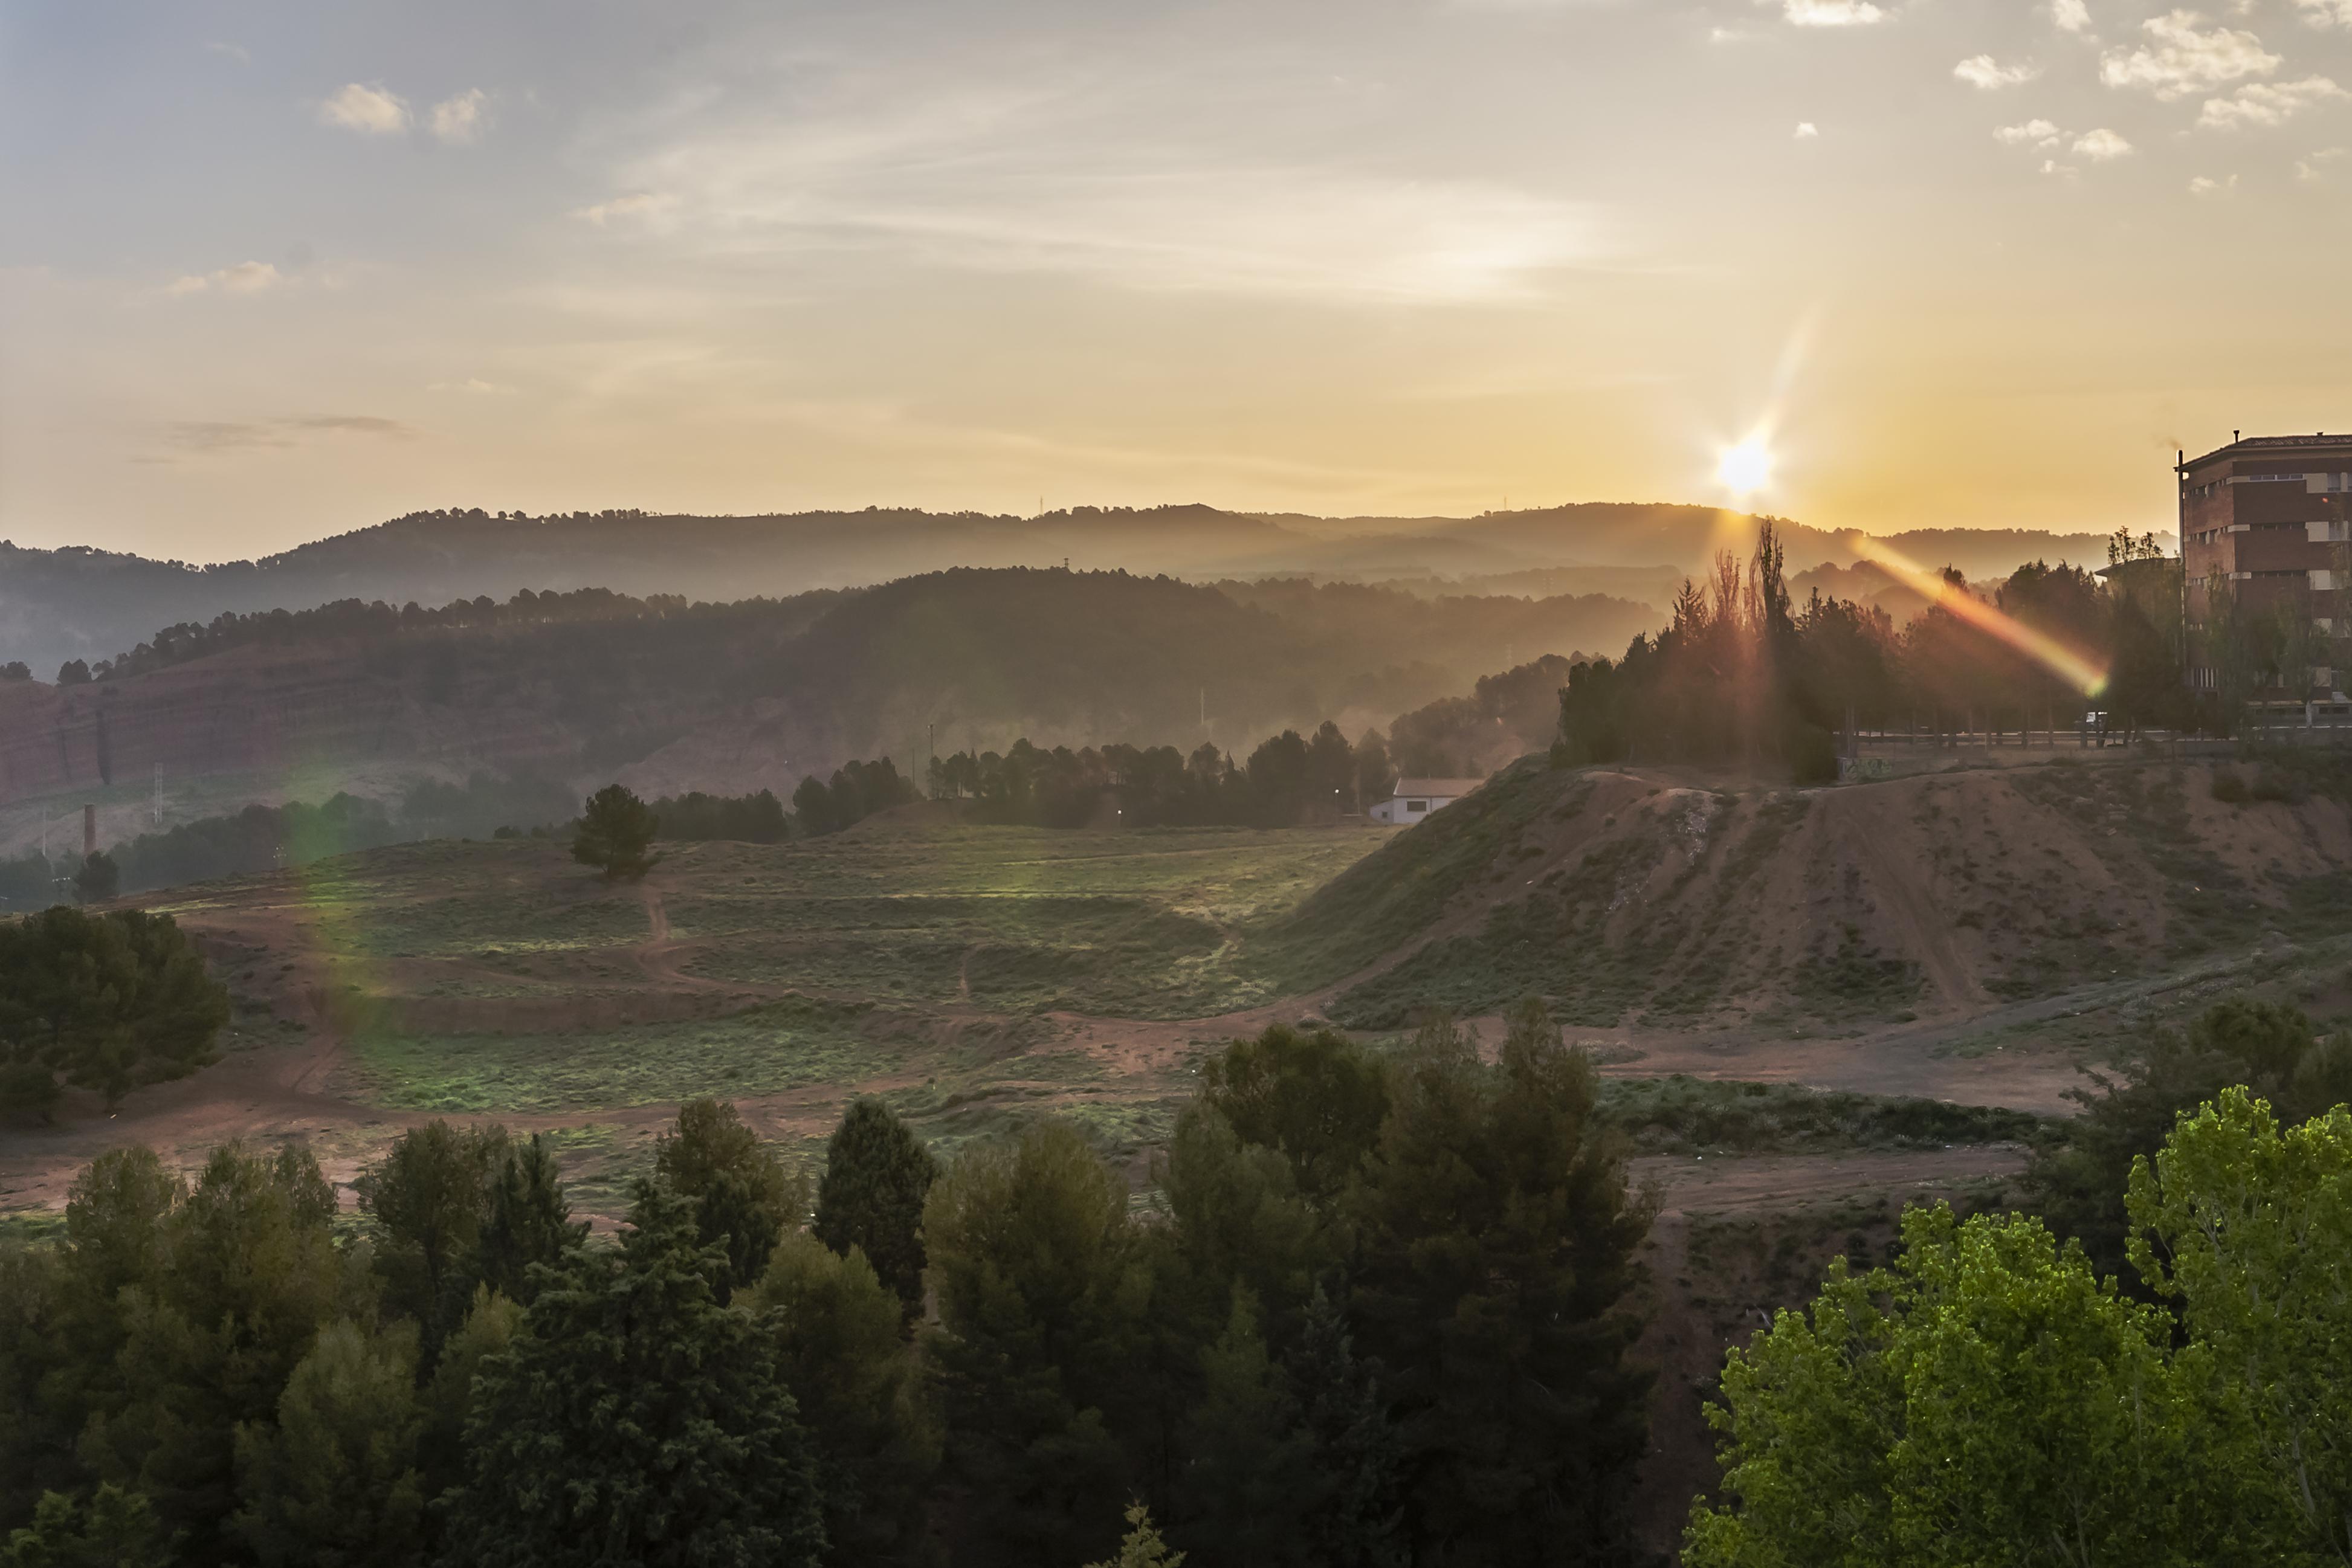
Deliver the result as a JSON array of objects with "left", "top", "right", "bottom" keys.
[
  {"left": 0, "top": 907, "right": 229, "bottom": 1114},
  {"left": 1, "top": 1485, "right": 170, "bottom": 1568},
  {"left": 2027, "top": 998, "right": 2347, "bottom": 1279},
  {"left": 77, "top": 1143, "right": 354, "bottom": 1562},
  {"left": 1287, "top": 1288, "right": 1405, "bottom": 1568},
  {"left": 417, "top": 1289, "right": 523, "bottom": 1503},
  {"left": 570, "top": 784, "right": 661, "bottom": 879},
  {"left": 744, "top": 1231, "right": 941, "bottom": 1564},
  {"left": 1349, "top": 1004, "right": 1652, "bottom": 1564},
  {"left": 1685, "top": 1205, "right": 2200, "bottom": 1568},
  {"left": 70, "top": 853, "right": 117, "bottom": 905},
  {"left": 355, "top": 1120, "right": 509, "bottom": 1347},
  {"left": 654, "top": 1099, "right": 804, "bottom": 1300},
  {"left": 812, "top": 1098, "right": 939, "bottom": 1321},
  {"left": 231, "top": 1318, "right": 427, "bottom": 1567},
  {"left": 2126, "top": 1089, "right": 2352, "bottom": 1559},
  {"left": 446, "top": 1179, "right": 827, "bottom": 1568},
  {"left": 1197, "top": 1024, "right": 1389, "bottom": 1206},
  {"left": 1175, "top": 1288, "right": 1317, "bottom": 1567},
  {"left": 473, "top": 1133, "right": 586, "bottom": 1305},
  {"left": 1087, "top": 1503, "right": 1184, "bottom": 1568},
  {"left": 922, "top": 1120, "right": 1146, "bottom": 1565}
]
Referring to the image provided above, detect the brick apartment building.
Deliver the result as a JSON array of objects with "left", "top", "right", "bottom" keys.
[{"left": 2179, "top": 431, "right": 2352, "bottom": 701}]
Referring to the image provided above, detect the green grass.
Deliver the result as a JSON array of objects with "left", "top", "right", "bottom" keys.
[{"left": 334, "top": 998, "right": 901, "bottom": 1113}]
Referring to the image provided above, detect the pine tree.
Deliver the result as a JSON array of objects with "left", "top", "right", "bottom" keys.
[
  {"left": 654, "top": 1099, "right": 804, "bottom": 1300},
  {"left": 812, "top": 1099, "right": 938, "bottom": 1321},
  {"left": 1288, "top": 1288, "right": 1406, "bottom": 1568},
  {"left": 474, "top": 1134, "right": 586, "bottom": 1305},
  {"left": 355, "top": 1121, "right": 509, "bottom": 1347},
  {"left": 2, "top": 1484, "right": 172, "bottom": 1568},
  {"left": 1349, "top": 1004, "right": 1652, "bottom": 1565},
  {"left": 1085, "top": 1504, "right": 1184, "bottom": 1568},
  {"left": 446, "top": 1180, "right": 827, "bottom": 1568},
  {"left": 230, "top": 1318, "right": 427, "bottom": 1567},
  {"left": 1177, "top": 1288, "right": 1317, "bottom": 1566},
  {"left": 570, "top": 784, "right": 661, "bottom": 879},
  {"left": 745, "top": 1232, "right": 940, "bottom": 1564}
]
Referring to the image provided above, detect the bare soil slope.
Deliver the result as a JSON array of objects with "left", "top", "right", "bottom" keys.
[{"left": 1280, "top": 752, "right": 2352, "bottom": 1030}]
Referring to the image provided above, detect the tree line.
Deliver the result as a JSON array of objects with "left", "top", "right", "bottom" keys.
[
  {"left": 0, "top": 1007, "right": 1655, "bottom": 1566},
  {"left": 1554, "top": 524, "right": 2202, "bottom": 781}
]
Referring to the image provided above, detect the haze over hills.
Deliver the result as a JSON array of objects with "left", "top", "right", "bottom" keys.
[
  {"left": 0, "top": 568, "right": 1654, "bottom": 847},
  {"left": 0, "top": 500, "right": 2150, "bottom": 675}
]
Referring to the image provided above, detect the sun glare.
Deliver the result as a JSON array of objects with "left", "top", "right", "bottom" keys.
[{"left": 1716, "top": 437, "right": 1772, "bottom": 498}]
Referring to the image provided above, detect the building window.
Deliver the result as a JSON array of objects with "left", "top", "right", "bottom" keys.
[{"left": 1406, "top": 799, "right": 1428, "bottom": 813}]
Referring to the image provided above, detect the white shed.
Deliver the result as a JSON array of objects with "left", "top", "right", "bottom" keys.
[{"left": 1369, "top": 776, "right": 1487, "bottom": 825}]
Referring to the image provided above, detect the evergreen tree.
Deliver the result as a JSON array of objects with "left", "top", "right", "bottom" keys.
[
  {"left": 1175, "top": 1288, "right": 1317, "bottom": 1566},
  {"left": 1, "top": 1485, "right": 171, "bottom": 1568},
  {"left": 1086, "top": 1504, "right": 1184, "bottom": 1568},
  {"left": 355, "top": 1121, "right": 509, "bottom": 1347},
  {"left": 812, "top": 1098, "right": 939, "bottom": 1320},
  {"left": 1197, "top": 1024, "right": 1389, "bottom": 1205},
  {"left": 570, "top": 784, "right": 661, "bottom": 879},
  {"left": 922, "top": 1120, "right": 1145, "bottom": 1566},
  {"left": 417, "top": 1289, "right": 523, "bottom": 1504},
  {"left": 654, "top": 1099, "right": 804, "bottom": 1300},
  {"left": 1288, "top": 1288, "right": 1406, "bottom": 1568},
  {"left": 1349, "top": 1004, "right": 1652, "bottom": 1565},
  {"left": 745, "top": 1232, "right": 942, "bottom": 1564},
  {"left": 230, "top": 1318, "right": 427, "bottom": 1567},
  {"left": 70, "top": 853, "right": 117, "bottom": 905},
  {"left": 447, "top": 1179, "right": 827, "bottom": 1568},
  {"left": 474, "top": 1133, "right": 587, "bottom": 1305}
]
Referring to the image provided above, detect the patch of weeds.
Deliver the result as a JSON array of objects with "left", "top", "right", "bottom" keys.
[{"left": 1603, "top": 1076, "right": 2051, "bottom": 1155}]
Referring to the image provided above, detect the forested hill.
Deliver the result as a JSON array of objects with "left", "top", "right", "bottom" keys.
[
  {"left": 0, "top": 502, "right": 2147, "bottom": 673},
  {"left": 0, "top": 568, "right": 1653, "bottom": 827}
]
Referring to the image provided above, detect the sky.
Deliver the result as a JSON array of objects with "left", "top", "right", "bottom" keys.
[{"left": 3, "top": 0, "right": 2349, "bottom": 563}]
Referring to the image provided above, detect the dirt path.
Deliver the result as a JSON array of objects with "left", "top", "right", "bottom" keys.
[{"left": 1631, "top": 1144, "right": 2030, "bottom": 1216}]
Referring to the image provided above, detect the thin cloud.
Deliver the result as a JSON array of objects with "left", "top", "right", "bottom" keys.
[
  {"left": 1995, "top": 118, "right": 2066, "bottom": 146},
  {"left": 2295, "top": 0, "right": 2352, "bottom": 27},
  {"left": 2052, "top": 0, "right": 2093, "bottom": 33},
  {"left": 319, "top": 82, "right": 410, "bottom": 135},
  {"left": 428, "top": 377, "right": 516, "bottom": 395},
  {"left": 205, "top": 42, "right": 251, "bottom": 64},
  {"left": 2197, "top": 76, "right": 2346, "bottom": 127},
  {"left": 1794, "top": 121, "right": 1820, "bottom": 138},
  {"left": 2073, "top": 127, "right": 2134, "bottom": 158},
  {"left": 430, "top": 89, "right": 489, "bottom": 145},
  {"left": 2188, "top": 173, "right": 2238, "bottom": 194},
  {"left": 572, "top": 192, "right": 680, "bottom": 226},
  {"left": 1956, "top": 56, "right": 2042, "bottom": 89},
  {"left": 165, "top": 260, "right": 283, "bottom": 297},
  {"left": 2297, "top": 144, "right": 2349, "bottom": 178},
  {"left": 1772, "top": 0, "right": 1884, "bottom": 25},
  {"left": 160, "top": 416, "right": 418, "bottom": 454},
  {"left": 2100, "top": 12, "right": 2279, "bottom": 100}
]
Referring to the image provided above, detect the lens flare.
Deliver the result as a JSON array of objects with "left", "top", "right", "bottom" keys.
[{"left": 1850, "top": 537, "right": 2110, "bottom": 698}]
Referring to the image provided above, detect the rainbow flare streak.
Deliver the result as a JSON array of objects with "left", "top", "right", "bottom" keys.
[{"left": 1849, "top": 537, "right": 2110, "bottom": 698}]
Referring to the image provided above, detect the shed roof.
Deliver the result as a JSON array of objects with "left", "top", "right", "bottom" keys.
[{"left": 1389, "top": 778, "right": 1487, "bottom": 799}]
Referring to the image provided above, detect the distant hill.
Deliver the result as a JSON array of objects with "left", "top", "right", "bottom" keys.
[
  {"left": 0, "top": 569, "right": 1656, "bottom": 844},
  {"left": 0, "top": 502, "right": 2156, "bottom": 675}
]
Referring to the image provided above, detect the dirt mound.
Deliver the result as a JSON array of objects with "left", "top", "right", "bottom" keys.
[{"left": 1282, "top": 753, "right": 2352, "bottom": 1030}]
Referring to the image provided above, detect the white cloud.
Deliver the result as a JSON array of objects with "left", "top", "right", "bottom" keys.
[
  {"left": 319, "top": 82, "right": 411, "bottom": 135},
  {"left": 2188, "top": 172, "right": 2238, "bottom": 194},
  {"left": 2197, "top": 75, "right": 2346, "bottom": 127},
  {"left": 1956, "top": 55, "right": 2042, "bottom": 88},
  {"left": 2296, "top": 144, "right": 2349, "bottom": 178},
  {"left": 1794, "top": 120, "right": 1820, "bottom": 138},
  {"left": 2042, "top": 158, "right": 2079, "bottom": 176},
  {"left": 2294, "top": 0, "right": 2352, "bottom": 27},
  {"left": 572, "top": 192, "right": 682, "bottom": 227},
  {"left": 2073, "top": 126, "right": 2134, "bottom": 158},
  {"left": 2052, "top": 0, "right": 2093, "bottom": 32},
  {"left": 1774, "top": 0, "right": 1885, "bottom": 25},
  {"left": 1995, "top": 118, "right": 2066, "bottom": 146},
  {"left": 2100, "top": 12, "right": 2279, "bottom": 99},
  {"left": 164, "top": 260, "right": 283, "bottom": 297},
  {"left": 429, "top": 89, "right": 489, "bottom": 145}
]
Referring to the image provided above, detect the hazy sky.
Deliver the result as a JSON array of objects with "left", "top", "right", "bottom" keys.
[{"left": 4, "top": 0, "right": 2348, "bottom": 561}]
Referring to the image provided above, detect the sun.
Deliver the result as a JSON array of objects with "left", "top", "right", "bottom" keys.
[{"left": 1716, "top": 437, "right": 1774, "bottom": 498}]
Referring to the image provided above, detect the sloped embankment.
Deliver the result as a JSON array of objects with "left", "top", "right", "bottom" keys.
[{"left": 1267, "top": 754, "right": 2352, "bottom": 1030}]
